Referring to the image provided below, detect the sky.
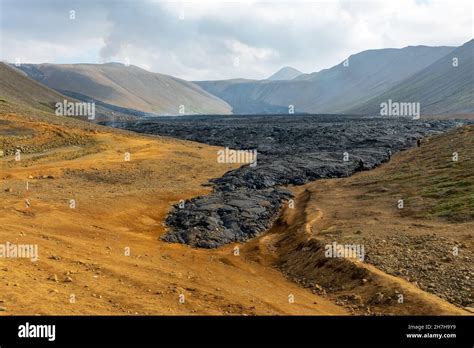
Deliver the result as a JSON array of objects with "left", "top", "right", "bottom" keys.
[{"left": 0, "top": 0, "right": 472, "bottom": 81}]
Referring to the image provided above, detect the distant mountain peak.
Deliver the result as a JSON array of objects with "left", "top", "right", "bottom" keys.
[
  {"left": 103, "top": 62, "right": 125, "bottom": 66},
  {"left": 267, "top": 66, "right": 302, "bottom": 80}
]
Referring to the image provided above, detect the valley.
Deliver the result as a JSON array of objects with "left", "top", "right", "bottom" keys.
[
  {"left": 1, "top": 110, "right": 472, "bottom": 315},
  {"left": 0, "top": 14, "right": 472, "bottom": 318}
]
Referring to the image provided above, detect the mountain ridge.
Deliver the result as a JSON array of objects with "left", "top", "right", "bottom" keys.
[
  {"left": 196, "top": 45, "right": 457, "bottom": 114},
  {"left": 16, "top": 63, "right": 232, "bottom": 116},
  {"left": 9, "top": 40, "right": 473, "bottom": 117},
  {"left": 346, "top": 39, "right": 474, "bottom": 115}
]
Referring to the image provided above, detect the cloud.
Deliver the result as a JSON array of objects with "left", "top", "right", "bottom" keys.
[{"left": 1, "top": 0, "right": 472, "bottom": 80}]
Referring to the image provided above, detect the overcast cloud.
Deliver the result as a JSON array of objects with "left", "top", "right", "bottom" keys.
[{"left": 0, "top": 0, "right": 472, "bottom": 80}]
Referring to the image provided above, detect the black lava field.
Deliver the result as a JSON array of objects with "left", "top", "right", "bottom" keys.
[{"left": 102, "top": 115, "right": 467, "bottom": 248}]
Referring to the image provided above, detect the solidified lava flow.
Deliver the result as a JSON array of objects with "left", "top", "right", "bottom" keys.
[{"left": 102, "top": 114, "right": 469, "bottom": 248}]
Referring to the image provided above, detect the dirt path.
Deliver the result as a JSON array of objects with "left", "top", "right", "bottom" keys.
[{"left": 246, "top": 186, "right": 469, "bottom": 315}]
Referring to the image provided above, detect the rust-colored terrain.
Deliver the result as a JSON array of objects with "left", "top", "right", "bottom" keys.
[
  {"left": 0, "top": 110, "right": 347, "bottom": 315},
  {"left": 0, "top": 86, "right": 471, "bottom": 315}
]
